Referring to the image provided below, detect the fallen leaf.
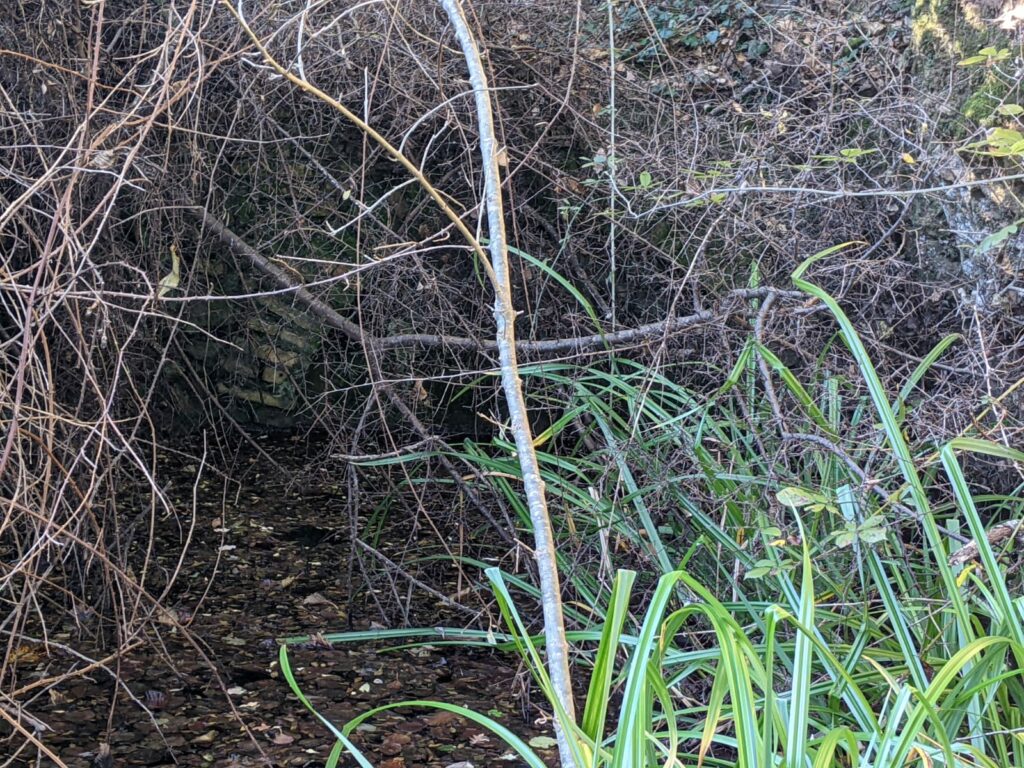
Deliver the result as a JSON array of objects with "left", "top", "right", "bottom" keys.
[
  {"left": 269, "top": 729, "right": 294, "bottom": 745},
  {"left": 10, "top": 645, "right": 43, "bottom": 664},
  {"left": 425, "top": 711, "right": 459, "bottom": 727},
  {"left": 380, "top": 732, "right": 411, "bottom": 756}
]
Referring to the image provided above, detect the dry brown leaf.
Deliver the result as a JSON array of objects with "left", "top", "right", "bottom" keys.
[{"left": 269, "top": 728, "right": 295, "bottom": 745}]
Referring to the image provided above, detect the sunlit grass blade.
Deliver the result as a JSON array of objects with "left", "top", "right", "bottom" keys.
[
  {"left": 611, "top": 572, "right": 682, "bottom": 768},
  {"left": 581, "top": 569, "right": 636, "bottom": 756},
  {"left": 945, "top": 437, "right": 1024, "bottom": 465},
  {"left": 811, "top": 727, "right": 860, "bottom": 768},
  {"left": 889, "top": 636, "right": 1014, "bottom": 767},
  {"left": 785, "top": 517, "right": 814, "bottom": 768},
  {"left": 676, "top": 573, "right": 762, "bottom": 768}
]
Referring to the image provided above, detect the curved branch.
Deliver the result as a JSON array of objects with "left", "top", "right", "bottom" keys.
[{"left": 192, "top": 207, "right": 796, "bottom": 356}]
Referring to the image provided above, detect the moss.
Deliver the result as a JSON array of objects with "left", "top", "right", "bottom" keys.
[
  {"left": 912, "top": 0, "right": 1013, "bottom": 138},
  {"left": 962, "top": 76, "right": 1012, "bottom": 123}
]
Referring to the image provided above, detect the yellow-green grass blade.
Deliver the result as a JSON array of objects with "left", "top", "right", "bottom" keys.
[
  {"left": 889, "top": 637, "right": 1014, "bottom": 767},
  {"left": 581, "top": 569, "right": 637, "bottom": 753},
  {"left": 811, "top": 726, "right": 860, "bottom": 768}
]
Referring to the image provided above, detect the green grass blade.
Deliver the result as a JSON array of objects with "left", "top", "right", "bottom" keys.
[
  {"left": 893, "top": 333, "right": 961, "bottom": 423},
  {"left": 589, "top": 402, "right": 674, "bottom": 575},
  {"left": 755, "top": 342, "right": 834, "bottom": 436},
  {"left": 346, "top": 700, "right": 551, "bottom": 768},
  {"left": 792, "top": 254, "right": 971, "bottom": 647},
  {"left": 677, "top": 573, "right": 762, "bottom": 768},
  {"left": 581, "top": 569, "right": 637, "bottom": 749},
  {"left": 945, "top": 437, "right": 1024, "bottom": 464},
  {"left": 811, "top": 727, "right": 860, "bottom": 768},
  {"left": 836, "top": 485, "right": 929, "bottom": 691},
  {"left": 889, "top": 636, "right": 1013, "bottom": 767},
  {"left": 611, "top": 573, "right": 681, "bottom": 768},
  {"left": 940, "top": 445, "right": 1024, "bottom": 648},
  {"left": 279, "top": 645, "right": 376, "bottom": 768},
  {"left": 505, "top": 241, "right": 603, "bottom": 334},
  {"left": 785, "top": 517, "right": 814, "bottom": 768}
]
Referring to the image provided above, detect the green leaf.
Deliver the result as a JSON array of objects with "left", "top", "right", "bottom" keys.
[
  {"left": 527, "top": 736, "right": 558, "bottom": 749},
  {"left": 776, "top": 486, "right": 830, "bottom": 509},
  {"left": 977, "top": 222, "right": 1020, "bottom": 254},
  {"left": 834, "top": 531, "right": 856, "bottom": 548},
  {"left": 957, "top": 55, "right": 987, "bottom": 67},
  {"left": 838, "top": 147, "right": 876, "bottom": 159},
  {"left": 639, "top": 170, "right": 653, "bottom": 188},
  {"left": 990, "top": 127, "right": 1024, "bottom": 144},
  {"left": 859, "top": 527, "right": 888, "bottom": 544},
  {"left": 996, "top": 104, "right": 1024, "bottom": 116},
  {"left": 959, "top": 47, "right": 1010, "bottom": 65}
]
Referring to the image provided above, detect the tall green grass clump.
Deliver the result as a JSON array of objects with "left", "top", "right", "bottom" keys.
[{"left": 281, "top": 245, "right": 1024, "bottom": 767}]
